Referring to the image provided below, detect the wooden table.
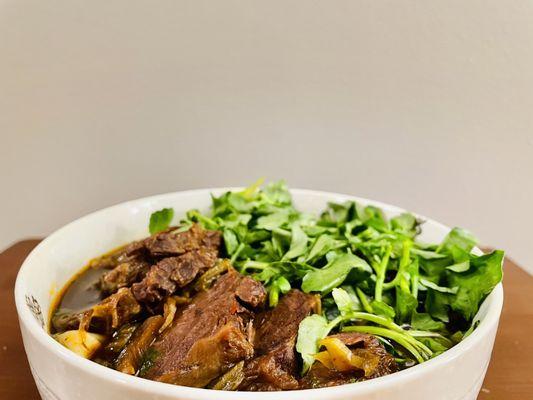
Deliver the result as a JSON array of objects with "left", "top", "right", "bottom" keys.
[{"left": 1, "top": 240, "right": 531, "bottom": 399}]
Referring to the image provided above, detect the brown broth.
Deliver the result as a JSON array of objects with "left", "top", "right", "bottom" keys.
[
  {"left": 49, "top": 244, "right": 128, "bottom": 332},
  {"left": 58, "top": 266, "right": 107, "bottom": 312}
]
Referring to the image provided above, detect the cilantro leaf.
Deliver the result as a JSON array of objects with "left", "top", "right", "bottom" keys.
[
  {"left": 302, "top": 253, "right": 372, "bottom": 294},
  {"left": 295, "top": 314, "right": 330, "bottom": 373},
  {"left": 148, "top": 208, "right": 174, "bottom": 234},
  {"left": 448, "top": 250, "right": 504, "bottom": 320}
]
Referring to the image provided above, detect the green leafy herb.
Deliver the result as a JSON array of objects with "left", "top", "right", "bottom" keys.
[
  {"left": 331, "top": 287, "right": 361, "bottom": 316},
  {"left": 305, "top": 235, "right": 344, "bottom": 263},
  {"left": 448, "top": 250, "right": 504, "bottom": 320},
  {"left": 446, "top": 261, "right": 470, "bottom": 273},
  {"left": 175, "top": 180, "right": 504, "bottom": 375},
  {"left": 438, "top": 227, "right": 477, "bottom": 255},
  {"left": 371, "top": 300, "right": 396, "bottom": 319},
  {"left": 295, "top": 314, "right": 330, "bottom": 373},
  {"left": 148, "top": 208, "right": 174, "bottom": 234},
  {"left": 301, "top": 253, "right": 371, "bottom": 294},
  {"left": 283, "top": 224, "right": 308, "bottom": 260},
  {"left": 419, "top": 278, "right": 458, "bottom": 294},
  {"left": 411, "top": 312, "right": 446, "bottom": 331}
]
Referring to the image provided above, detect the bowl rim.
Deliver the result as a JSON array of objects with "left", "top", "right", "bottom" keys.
[{"left": 14, "top": 187, "right": 504, "bottom": 399}]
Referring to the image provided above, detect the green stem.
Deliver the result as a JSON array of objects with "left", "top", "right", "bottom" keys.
[
  {"left": 336, "top": 311, "right": 433, "bottom": 359},
  {"left": 268, "top": 285, "right": 280, "bottom": 307},
  {"left": 409, "top": 330, "right": 454, "bottom": 348},
  {"left": 346, "top": 313, "right": 433, "bottom": 357},
  {"left": 230, "top": 243, "right": 245, "bottom": 264},
  {"left": 343, "top": 325, "right": 425, "bottom": 363},
  {"left": 355, "top": 288, "right": 374, "bottom": 314},
  {"left": 272, "top": 228, "right": 292, "bottom": 238},
  {"left": 411, "top": 278, "right": 419, "bottom": 298},
  {"left": 239, "top": 260, "right": 268, "bottom": 273},
  {"left": 347, "top": 312, "right": 404, "bottom": 333},
  {"left": 374, "top": 244, "right": 392, "bottom": 301},
  {"left": 383, "top": 240, "right": 412, "bottom": 290},
  {"left": 188, "top": 210, "right": 219, "bottom": 230},
  {"left": 326, "top": 315, "right": 344, "bottom": 333}
]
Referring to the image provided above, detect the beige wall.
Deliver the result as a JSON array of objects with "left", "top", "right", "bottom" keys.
[{"left": 1, "top": 1, "right": 532, "bottom": 272}]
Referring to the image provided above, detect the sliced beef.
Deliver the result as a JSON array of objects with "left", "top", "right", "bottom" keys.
[
  {"left": 239, "top": 340, "right": 299, "bottom": 391},
  {"left": 238, "top": 290, "right": 320, "bottom": 391},
  {"left": 98, "top": 224, "right": 222, "bottom": 299},
  {"left": 53, "top": 288, "right": 142, "bottom": 334},
  {"left": 82, "top": 288, "right": 142, "bottom": 334},
  {"left": 116, "top": 315, "right": 164, "bottom": 375},
  {"left": 157, "top": 322, "right": 254, "bottom": 387},
  {"left": 236, "top": 277, "right": 267, "bottom": 308},
  {"left": 131, "top": 249, "right": 218, "bottom": 303},
  {"left": 300, "top": 332, "right": 398, "bottom": 389},
  {"left": 100, "top": 258, "right": 151, "bottom": 295},
  {"left": 144, "top": 223, "right": 222, "bottom": 257},
  {"left": 140, "top": 270, "right": 265, "bottom": 387}
]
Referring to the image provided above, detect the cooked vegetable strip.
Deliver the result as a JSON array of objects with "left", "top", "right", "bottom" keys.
[
  {"left": 116, "top": 316, "right": 164, "bottom": 375},
  {"left": 159, "top": 296, "right": 189, "bottom": 333},
  {"left": 210, "top": 361, "right": 245, "bottom": 391}
]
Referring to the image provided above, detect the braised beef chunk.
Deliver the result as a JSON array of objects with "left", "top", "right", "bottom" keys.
[
  {"left": 52, "top": 288, "right": 141, "bottom": 334},
  {"left": 201, "top": 229, "right": 223, "bottom": 251},
  {"left": 131, "top": 249, "right": 218, "bottom": 303},
  {"left": 141, "top": 270, "right": 259, "bottom": 386},
  {"left": 252, "top": 290, "right": 319, "bottom": 355},
  {"left": 238, "top": 290, "right": 320, "bottom": 391},
  {"left": 239, "top": 340, "right": 299, "bottom": 391},
  {"left": 82, "top": 288, "right": 142, "bottom": 334},
  {"left": 98, "top": 224, "right": 221, "bottom": 297},
  {"left": 144, "top": 224, "right": 222, "bottom": 257},
  {"left": 300, "top": 332, "right": 398, "bottom": 389},
  {"left": 157, "top": 322, "right": 254, "bottom": 387},
  {"left": 100, "top": 259, "right": 150, "bottom": 295},
  {"left": 235, "top": 276, "right": 267, "bottom": 308}
]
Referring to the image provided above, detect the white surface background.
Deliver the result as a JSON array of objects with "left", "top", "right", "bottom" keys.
[{"left": 1, "top": 1, "right": 532, "bottom": 272}]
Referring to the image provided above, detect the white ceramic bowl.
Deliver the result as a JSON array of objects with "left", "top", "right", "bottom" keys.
[{"left": 15, "top": 189, "right": 503, "bottom": 400}]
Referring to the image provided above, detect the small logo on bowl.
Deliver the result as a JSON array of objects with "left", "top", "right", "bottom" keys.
[{"left": 25, "top": 294, "right": 45, "bottom": 329}]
